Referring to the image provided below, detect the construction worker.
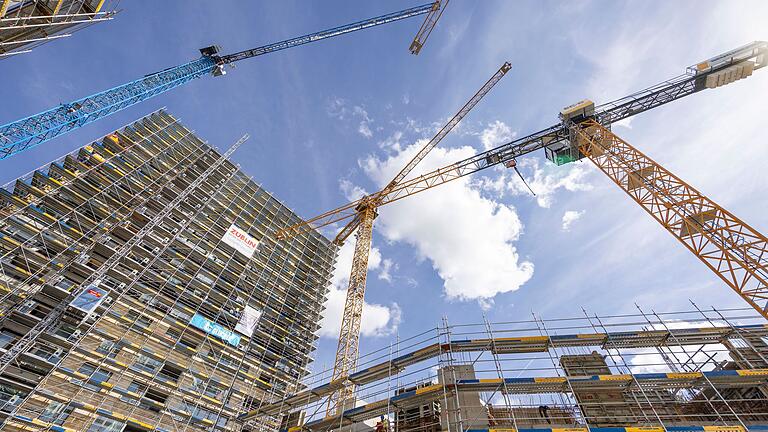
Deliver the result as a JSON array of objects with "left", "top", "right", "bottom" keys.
[
  {"left": 538, "top": 405, "right": 551, "bottom": 424},
  {"left": 375, "top": 415, "right": 389, "bottom": 432}
]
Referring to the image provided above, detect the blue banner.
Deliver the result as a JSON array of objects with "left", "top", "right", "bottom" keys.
[
  {"left": 70, "top": 283, "right": 108, "bottom": 315},
  {"left": 190, "top": 313, "right": 241, "bottom": 347}
]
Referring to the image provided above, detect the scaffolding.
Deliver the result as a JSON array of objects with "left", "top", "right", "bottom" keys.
[
  {"left": 0, "top": 110, "right": 338, "bottom": 431},
  {"left": 246, "top": 305, "right": 768, "bottom": 432},
  {"left": 0, "top": 0, "right": 118, "bottom": 58}
]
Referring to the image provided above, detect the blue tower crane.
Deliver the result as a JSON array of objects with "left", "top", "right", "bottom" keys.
[{"left": 0, "top": 3, "right": 436, "bottom": 160}]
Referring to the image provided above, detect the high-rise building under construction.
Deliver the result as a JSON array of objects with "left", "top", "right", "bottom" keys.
[{"left": 0, "top": 110, "right": 337, "bottom": 431}]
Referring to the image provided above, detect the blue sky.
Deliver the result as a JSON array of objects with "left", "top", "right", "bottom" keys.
[{"left": 1, "top": 1, "right": 767, "bottom": 377}]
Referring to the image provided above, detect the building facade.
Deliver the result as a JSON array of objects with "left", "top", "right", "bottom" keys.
[{"left": 0, "top": 110, "right": 337, "bottom": 431}]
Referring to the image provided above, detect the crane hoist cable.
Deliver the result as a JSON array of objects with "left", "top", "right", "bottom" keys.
[
  {"left": 0, "top": 2, "right": 441, "bottom": 160},
  {"left": 505, "top": 159, "right": 536, "bottom": 196}
]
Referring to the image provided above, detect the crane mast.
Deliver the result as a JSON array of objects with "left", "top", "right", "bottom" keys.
[
  {"left": 0, "top": 3, "right": 436, "bottom": 160},
  {"left": 327, "top": 206, "right": 377, "bottom": 414}
]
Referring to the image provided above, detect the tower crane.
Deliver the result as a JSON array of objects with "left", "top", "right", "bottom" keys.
[
  {"left": 276, "top": 61, "right": 512, "bottom": 415},
  {"left": 0, "top": 2, "right": 440, "bottom": 160},
  {"left": 274, "top": 41, "right": 768, "bottom": 414}
]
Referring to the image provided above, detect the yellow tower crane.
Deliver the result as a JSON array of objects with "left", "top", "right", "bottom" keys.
[
  {"left": 276, "top": 61, "right": 512, "bottom": 414},
  {"left": 271, "top": 42, "right": 768, "bottom": 418}
]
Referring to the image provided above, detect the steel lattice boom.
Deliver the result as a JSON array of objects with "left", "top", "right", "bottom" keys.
[
  {"left": 221, "top": 3, "right": 437, "bottom": 64},
  {"left": 0, "top": 2, "right": 437, "bottom": 160},
  {"left": 573, "top": 120, "right": 768, "bottom": 317},
  {"left": 0, "top": 57, "right": 216, "bottom": 160}
]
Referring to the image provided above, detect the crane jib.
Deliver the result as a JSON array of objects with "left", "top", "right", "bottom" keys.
[
  {"left": 479, "top": 73, "right": 711, "bottom": 171},
  {"left": 219, "top": 3, "right": 435, "bottom": 64},
  {"left": 374, "top": 47, "right": 767, "bottom": 208},
  {"left": 271, "top": 42, "right": 767, "bottom": 242},
  {"left": 0, "top": 2, "right": 435, "bottom": 161}
]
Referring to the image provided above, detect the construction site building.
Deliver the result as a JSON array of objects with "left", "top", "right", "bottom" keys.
[
  {"left": 0, "top": 0, "right": 116, "bottom": 58},
  {"left": 395, "top": 383, "right": 441, "bottom": 432},
  {"left": 247, "top": 307, "right": 768, "bottom": 432},
  {"left": 0, "top": 110, "right": 337, "bottom": 431}
]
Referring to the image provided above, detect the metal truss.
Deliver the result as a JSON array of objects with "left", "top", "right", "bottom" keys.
[
  {"left": 574, "top": 119, "right": 768, "bottom": 318},
  {"left": 408, "top": 0, "right": 446, "bottom": 55},
  {"left": 0, "top": 57, "right": 216, "bottom": 159},
  {"left": 327, "top": 206, "right": 376, "bottom": 415},
  {"left": 220, "top": 3, "right": 435, "bottom": 64}
]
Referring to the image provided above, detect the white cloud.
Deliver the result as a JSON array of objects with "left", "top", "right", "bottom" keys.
[
  {"left": 378, "top": 130, "right": 404, "bottom": 152},
  {"left": 354, "top": 106, "right": 374, "bottom": 139},
  {"left": 358, "top": 122, "right": 372, "bottom": 138},
  {"left": 480, "top": 120, "right": 514, "bottom": 150},
  {"left": 378, "top": 258, "right": 396, "bottom": 283},
  {"left": 339, "top": 178, "right": 368, "bottom": 201},
  {"left": 326, "top": 97, "right": 375, "bottom": 139},
  {"left": 326, "top": 97, "right": 347, "bottom": 120},
  {"left": 561, "top": 210, "right": 584, "bottom": 231},
  {"left": 358, "top": 138, "right": 534, "bottom": 304},
  {"left": 477, "top": 298, "right": 495, "bottom": 311},
  {"left": 613, "top": 117, "right": 633, "bottom": 129},
  {"left": 319, "top": 237, "right": 401, "bottom": 339},
  {"left": 521, "top": 159, "right": 593, "bottom": 208},
  {"left": 473, "top": 122, "right": 594, "bottom": 208}
]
